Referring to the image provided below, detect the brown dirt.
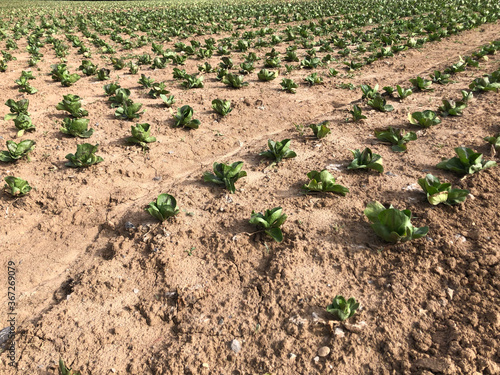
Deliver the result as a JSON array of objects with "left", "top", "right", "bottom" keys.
[{"left": 0, "top": 17, "right": 499, "bottom": 375}]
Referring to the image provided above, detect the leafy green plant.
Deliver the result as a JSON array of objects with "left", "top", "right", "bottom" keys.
[
  {"left": 438, "top": 99, "right": 467, "bottom": 116},
  {"left": 173, "top": 105, "right": 200, "bottom": 129},
  {"left": 103, "top": 82, "right": 121, "bottom": 96},
  {"left": 212, "top": 99, "right": 232, "bottom": 116},
  {"left": 97, "top": 68, "right": 110, "bottom": 81},
  {"left": 360, "top": 84, "right": 379, "bottom": 99},
  {"left": 257, "top": 69, "right": 278, "bottom": 81},
  {"left": 326, "top": 296, "right": 360, "bottom": 321},
  {"left": 349, "top": 104, "right": 366, "bottom": 122},
  {"left": 65, "top": 143, "right": 103, "bottom": 168},
  {"left": 309, "top": 121, "right": 331, "bottom": 139},
  {"left": 469, "top": 75, "right": 500, "bottom": 92},
  {"left": 430, "top": 70, "right": 450, "bottom": 84},
  {"left": 60, "top": 118, "right": 94, "bottom": 138},
  {"left": 5, "top": 99, "right": 30, "bottom": 120},
  {"left": 461, "top": 90, "right": 473, "bottom": 103},
  {"left": 436, "top": 147, "right": 497, "bottom": 175},
  {"left": 13, "top": 114, "right": 35, "bottom": 137},
  {"left": 56, "top": 94, "right": 88, "bottom": 118},
  {"left": 0, "top": 140, "right": 35, "bottom": 162},
  {"left": 374, "top": 127, "right": 417, "bottom": 152},
  {"left": 222, "top": 73, "right": 249, "bottom": 88},
  {"left": 181, "top": 74, "right": 204, "bottom": 89},
  {"left": 418, "top": 174, "right": 469, "bottom": 205},
  {"left": 160, "top": 94, "right": 176, "bottom": 107},
  {"left": 115, "top": 102, "right": 144, "bottom": 120},
  {"left": 58, "top": 358, "right": 81, "bottom": 375},
  {"left": 304, "top": 73, "right": 323, "bottom": 86},
  {"left": 348, "top": 148, "right": 383, "bottom": 173},
  {"left": 367, "top": 95, "right": 394, "bottom": 112},
  {"left": 15, "top": 75, "right": 37, "bottom": 94},
  {"left": 172, "top": 68, "right": 188, "bottom": 80},
  {"left": 219, "top": 56, "right": 234, "bottom": 69},
  {"left": 484, "top": 133, "right": 500, "bottom": 151},
  {"left": 259, "top": 139, "right": 297, "bottom": 163},
  {"left": 145, "top": 193, "right": 180, "bottom": 222},
  {"left": 301, "top": 55, "right": 321, "bottom": 69},
  {"left": 127, "top": 123, "right": 156, "bottom": 149},
  {"left": 249, "top": 207, "right": 287, "bottom": 242},
  {"left": 203, "top": 161, "right": 247, "bottom": 193},
  {"left": 280, "top": 78, "right": 298, "bottom": 93},
  {"left": 138, "top": 74, "right": 155, "bottom": 88},
  {"left": 109, "top": 88, "right": 132, "bottom": 108},
  {"left": 408, "top": 110, "right": 441, "bottom": 128},
  {"left": 302, "top": 170, "right": 349, "bottom": 195},
  {"left": 148, "top": 82, "right": 170, "bottom": 98},
  {"left": 396, "top": 85, "right": 412, "bottom": 100},
  {"left": 409, "top": 76, "right": 433, "bottom": 91},
  {"left": 3, "top": 176, "right": 32, "bottom": 197},
  {"left": 364, "top": 201, "right": 428, "bottom": 243}
]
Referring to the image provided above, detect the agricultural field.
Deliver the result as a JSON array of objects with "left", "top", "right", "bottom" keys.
[{"left": 0, "top": 0, "right": 499, "bottom": 373}]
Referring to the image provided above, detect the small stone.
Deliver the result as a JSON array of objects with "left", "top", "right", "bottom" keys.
[
  {"left": 385, "top": 171, "right": 397, "bottom": 177},
  {"left": 111, "top": 369, "right": 116, "bottom": 373},
  {"left": 202, "top": 363, "right": 209, "bottom": 369},
  {"left": 133, "top": 289, "right": 139, "bottom": 294},
  {"left": 125, "top": 221, "right": 135, "bottom": 230},
  {"left": 230, "top": 339, "right": 241, "bottom": 353},
  {"left": 318, "top": 346, "right": 330, "bottom": 357},
  {"left": 153, "top": 176, "right": 162, "bottom": 181},
  {"left": 313, "top": 356, "right": 320, "bottom": 363},
  {"left": 446, "top": 288, "right": 454, "bottom": 300},
  {"left": 334, "top": 327, "right": 345, "bottom": 337},
  {"left": 289, "top": 353, "right": 296, "bottom": 360},
  {"left": 344, "top": 320, "right": 367, "bottom": 333}
]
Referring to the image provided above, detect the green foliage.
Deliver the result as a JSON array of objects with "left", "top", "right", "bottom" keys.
[
  {"left": 436, "top": 147, "right": 497, "bottom": 175},
  {"left": 3, "top": 176, "right": 32, "bottom": 197},
  {"left": 138, "top": 74, "right": 155, "bottom": 88},
  {"left": 257, "top": 69, "right": 278, "bottom": 81},
  {"left": 58, "top": 358, "right": 81, "bottom": 375},
  {"left": 364, "top": 201, "right": 429, "bottom": 243},
  {"left": 409, "top": 76, "right": 433, "bottom": 91},
  {"left": 396, "top": 85, "right": 412, "bottom": 100},
  {"left": 309, "top": 121, "right": 331, "bottom": 139},
  {"left": 203, "top": 161, "right": 247, "bottom": 194},
  {"left": 56, "top": 94, "right": 88, "bottom": 118},
  {"left": 264, "top": 56, "right": 281, "bottom": 68},
  {"left": 367, "top": 95, "right": 394, "bottom": 112},
  {"left": 360, "top": 84, "right": 378, "bottom": 99},
  {"left": 15, "top": 75, "right": 37, "bottom": 94},
  {"left": 181, "top": 74, "right": 204, "bottom": 89},
  {"left": 111, "top": 57, "right": 125, "bottom": 70},
  {"left": 60, "top": 118, "right": 94, "bottom": 138},
  {"left": 199, "top": 62, "right": 215, "bottom": 73},
  {"left": 374, "top": 127, "right": 417, "bottom": 152},
  {"left": 249, "top": 207, "right": 287, "bottom": 242},
  {"left": 438, "top": 99, "right": 467, "bottom": 116},
  {"left": 127, "top": 123, "right": 156, "bottom": 149},
  {"left": 302, "top": 170, "right": 349, "bottom": 195},
  {"left": 173, "top": 105, "right": 200, "bottom": 129},
  {"left": 301, "top": 55, "right": 321, "bottom": 69},
  {"left": 469, "top": 72, "right": 500, "bottom": 92},
  {"left": 160, "top": 94, "right": 176, "bottom": 108},
  {"left": 259, "top": 139, "right": 297, "bottom": 163},
  {"left": 172, "top": 68, "right": 188, "bottom": 80},
  {"left": 484, "top": 133, "right": 500, "bottom": 151},
  {"left": 304, "top": 73, "right": 323, "bottom": 86},
  {"left": 5, "top": 99, "right": 29, "bottom": 120},
  {"left": 109, "top": 88, "right": 132, "bottom": 108},
  {"left": 145, "top": 193, "right": 179, "bottom": 222},
  {"left": 280, "top": 78, "right": 298, "bottom": 93},
  {"left": 408, "top": 110, "right": 441, "bottom": 128},
  {"left": 326, "top": 296, "right": 360, "bottom": 321},
  {"left": 430, "top": 70, "right": 450, "bottom": 84},
  {"left": 348, "top": 148, "right": 383, "bottom": 173},
  {"left": 149, "top": 82, "right": 170, "bottom": 98},
  {"left": 418, "top": 174, "right": 469, "bottom": 205},
  {"left": 0, "top": 140, "right": 35, "bottom": 162},
  {"left": 65, "top": 143, "right": 103, "bottom": 168},
  {"left": 103, "top": 82, "right": 121, "bottom": 96},
  {"left": 222, "top": 73, "right": 249, "bottom": 88},
  {"left": 114, "top": 102, "right": 144, "bottom": 120},
  {"left": 461, "top": 90, "right": 473, "bottom": 103},
  {"left": 219, "top": 56, "right": 234, "bottom": 69},
  {"left": 13, "top": 114, "right": 35, "bottom": 137},
  {"left": 349, "top": 104, "right": 366, "bottom": 122},
  {"left": 97, "top": 68, "right": 110, "bottom": 81},
  {"left": 212, "top": 99, "right": 232, "bottom": 116}
]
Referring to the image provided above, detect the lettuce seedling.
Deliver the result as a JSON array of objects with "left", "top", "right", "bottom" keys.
[
  {"left": 484, "top": 133, "right": 500, "bottom": 151},
  {"left": 4, "top": 176, "right": 32, "bottom": 197},
  {"left": 367, "top": 95, "right": 394, "bottom": 112},
  {"left": 138, "top": 74, "right": 155, "bottom": 88},
  {"left": 13, "top": 114, "right": 35, "bottom": 137},
  {"left": 181, "top": 75, "right": 204, "bottom": 89},
  {"left": 5, "top": 98, "right": 30, "bottom": 120},
  {"left": 309, "top": 121, "right": 331, "bottom": 139},
  {"left": 219, "top": 57, "right": 234, "bottom": 69},
  {"left": 103, "top": 82, "right": 121, "bottom": 96},
  {"left": 301, "top": 56, "right": 321, "bottom": 69},
  {"left": 128, "top": 62, "right": 139, "bottom": 74},
  {"left": 216, "top": 68, "right": 228, "bottom": 81},
  {"left": 469, "top": 76, "right": 500, "bottom": 92},
  {"left": 280, "top": 78, "right": 298, "bottom": 93},
  {"left": 249, "top": 207, "right": 287, "bottom": 242},
  {"left": 60, "top": 71, "right": 80, "bottom": 87},
  {"left": 15, "top": 76, "right": 37, "bottom": 94},
  {"left": 198, "top": 62, "right": 215, "bottom": 73},
  {"left": 438, "top": 99, "right": 467, "bottom": 116},
  {"left": 396, "top": 85, "right": 412, "bottom": 100},
  {"left": 212, "top": 99, "right": 232, "bottom": 116},
  {"left": 461, "top": 90, "right": 473, "bottom": 103},
  {"left": 326, "top": 296, "right": 360, "bottom": 321},
  {"left": 60, "top": 118, "right": 94, "bottom": 138},
  {"left": 259, "top": 139, "right": 297, "bottom": 163},
  {"left": 436, "top": 147, "right": 497, "bottom": 175},
  {"left": 348, "top": 148, "right": 384, "bottom": 173},
  {"left": 360, "top": 84, "right": 379, "bottom": 99},
  {"left": 58, "top": 358, "right": 81, "bottom": 375},
  {"left": 203, "top": 161, "right": 247, "bottom": 194},
  {"left": 173, "top": 105, "right": 200, "bottom": 129},
  {"left": 222, "top": 74, "right": 249, "bottom": 88},
  {"left": 364, "top": 201, "right": 429, "bottom": 243},
  {"left": 349, "top": 104, "right": 366, "bottom": 122},
  {"left": 172, "top": 68, "right": 188, "bottom": 80},
  {"left": 79, "top": 60, "right": 98, "bottom": 76},
  {"left": 115, "top": 102, "right": 144, "bottom": 120},
  {"left": 408, "top": 110, "right": 441, "bottom": 128},
  {"left": 302, "top": 170, "right": 349, "bottom": 195},
  {"left": 257, "top": 69, "right": 278, "bottom": 81},
  {"left": 127, "top": 123, "right": 156, "bottom": 149},
  {"left": 383, "top": 86, "right": 395, "bottom": 96},
  {"left": 65, "top": 143, "right": 103, "bottom": 168},
  {"left": 409, "top": 76, "right": 433, "bottom": 91},
  {"left": 418, "top": 174, "right": 469, "bottom": 205},
  {"left": 145, "top": 193, "right": 179, "bottom": 222},
  {"left": 430, "top": 70, "right": 450, "bottom": 84},
  {"left": 304, "top": 73, "right": 323, "bottom": 86},
  {"left": 149, "top": 82, "right": 171, "bottom": 98},
  {"left": 56, "top": 94, "right": 88, "bottom": 118},
  {"left": 109, "top": 88, "right": 132, "bottom": 108},
  {"left": 160, "top": 94, "right": 176, "bottom": 108},
  {"left": 97, "top": 68, "right": 110, "bottom": 81},
  {"left": 374, "top": 127, "right": 417, "bottom": 152},
  {"left": 0, "top": 140, "right": 35, "bottom": 162},
  {"left": 239, "top": 62, "right": 255, "bottom": 74}
]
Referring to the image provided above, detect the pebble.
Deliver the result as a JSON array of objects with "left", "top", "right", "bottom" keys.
[
  {"left": 385, "top": 171, "right": 397, "bottom": 177},
  {"left": 230, "top": 339, "right": 241, "bottom": 353},
  {"left": 334, "top": 327, "right": 345, "bottom": 337},
  {"left": 153, "top": 176, "right": 162, "bottom": 181},
  {"left": 125, "top": 221, "right": 135, "bottom": 230},
  {"left": 318, "top": 346, "right": 330, "bottom": 357},
  {"left": 133, "top": 289, "right": 139, "bottom": 294},
  {"left": 289, "top": 353, "right": 296, "bottom": 360},
  {"left": 313, "top": 356, "right": 320, "bottom": 363},
  {"left": 446, "top": 288, "right": 454, "bottom": 300}
]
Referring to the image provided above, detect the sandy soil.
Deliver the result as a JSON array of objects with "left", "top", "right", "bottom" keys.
[{"left": 0, "top": 15, "right": 499, "bottom": 375}]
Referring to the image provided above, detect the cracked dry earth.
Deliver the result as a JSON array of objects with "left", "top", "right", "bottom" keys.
[{"left": 0, "top": 19, "right": 499, "bottom": 375}]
